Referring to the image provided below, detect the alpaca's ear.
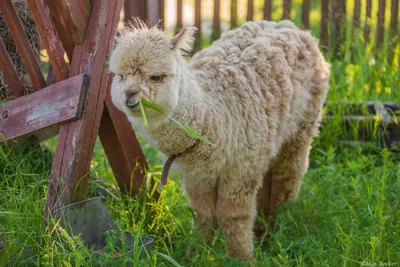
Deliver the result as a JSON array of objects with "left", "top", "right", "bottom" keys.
[{"left": 171, "top": 26, "right": 197, "bottom": 54}]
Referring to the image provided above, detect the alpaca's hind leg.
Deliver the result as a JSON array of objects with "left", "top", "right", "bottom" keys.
[
  {"left": 255, "top": 125, "right": 316, "bottom": 238},
  {"left": 216, "top": 179, "right": 259, "bottom": 259}
]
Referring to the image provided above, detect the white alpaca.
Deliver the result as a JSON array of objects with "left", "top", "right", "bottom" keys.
[{"left": 109, "top": 19, "right": 330, "bottom": 259}]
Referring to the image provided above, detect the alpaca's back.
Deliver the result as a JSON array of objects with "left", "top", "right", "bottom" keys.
[{"left": 190, "top": 20, "right": 330, "bottom": 151}]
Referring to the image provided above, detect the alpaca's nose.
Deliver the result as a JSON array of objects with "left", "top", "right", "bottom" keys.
[{"left": 125, "top": 90, "right": 139, "bottom": 108}]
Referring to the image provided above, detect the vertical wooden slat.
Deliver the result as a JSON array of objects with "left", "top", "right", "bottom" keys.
[
  {"left": 247, "top": 0, "right": 254, "bottom": 21},
  {"left": 213, "top": 0, "right": 220, "bottom": 40},
  {"left": 46, "top": 0, "right": 124, "bottom": 212},
  {"left": 377, "top": 0, "right": 386, "bottom": 47},
  {"left": 332, "top": 0, "right": 346, "bottom": 54},
  {"left": 45, "top": 0, "right": 92, "bottom": 60},
  {"left": 321, "top": 0, "right": 329, "bottom": 48},
  {"left": 0, "top": 0, "right": 47, "bottom": 90},
  {"left": 26, "top": 0, "right": 69, "bottom": 82},
  {"left": 159, "top": 0, "right": 165, "bottom": 28},
  {"left": 283, "top": 0, "right": 291, "bottom": 20},
  {"left": 194, "top": 0, "right": 202, "bottom": 50},
  {"left": 264, "top": 0, "right": 272, "bottom": 20},
  {"left": 176, "top": 0, "right": 183, "bottom": 33},
  {"left": 353, "top": 0, "right": 361, "bottom": 29},
  {"left": 124, "top": 0, "right": 147, "bottom": 23},
  {"left": 364, "top": 0, "right": 372, "bottom": 42},
  {"left": 390, "top": 0, "right": 399, "bottom": 41},
  {"left": 147, "top": 0, "right": 161, "bottom": 26},
  {"left": 301, "top": 0, "right": 310, "bottom": 28},
  {"left": 0, "top": 39, "right": 24, "bottom": 97},
  {"left": 231, "top": 0, "right": 238, "bottom": 28}
]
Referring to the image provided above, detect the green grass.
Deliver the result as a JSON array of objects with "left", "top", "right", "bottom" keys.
[{"left": 1, "top": 6, "right": 400, "bottom": 267}]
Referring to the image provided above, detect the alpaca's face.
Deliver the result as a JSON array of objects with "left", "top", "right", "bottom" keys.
[{"left": 109, "top": 22, "right": 195, "bottom": 119}]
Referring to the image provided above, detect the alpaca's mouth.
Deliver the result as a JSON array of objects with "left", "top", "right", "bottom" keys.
[{"left": 126, "top": 98, "right": 140, "bottom": 110}]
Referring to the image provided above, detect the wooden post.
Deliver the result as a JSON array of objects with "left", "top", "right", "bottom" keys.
[
  {"left": 46, "top": 0, "right": 124, "bottom": 213},
  {"left": 377, "top": 0, "right": 386, "bottom": 47},
  {"left": 283, "top": 0, "right": 291, "bottom": 20},
  {"left": 213, "top": 0, "right": 220, "bottom": 40},
  {"left": 176, "top": 0, "right": 183, "bottom": 33},
  {"left": 332, "top": 0, "right": 346, "bottom": 55},
  {"left": 264, "top": 0, "right": 272, "bottom": 20},
  {"left": 301, "top": 0, "right": 310, "bottom": 29},
  {"left": 247, "top": 0, "right": 254, "bottom": 21},
  {"left": 353, "top": 0, "right": 361, "bottom": 30},
  {"left": 321, "top": 0, "right": 330, "bottom": 49},
  {"left": 124, "top": 0, "right": 147, "bottom": 23},
  {"left": 231, "top": 0, "right": 237, "bottom": 29},
  {"left": 195, "top": 0, "right": 202, "bottom": 50},
  {"left": 364, "top": 0, "right": 372, "bottom": 42},
  {"left": 147, "top": 0, "right": 162, "bottom": 26}
]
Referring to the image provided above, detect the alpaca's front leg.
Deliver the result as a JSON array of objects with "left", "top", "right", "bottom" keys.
[
  {"left": 183, "top": 177, "right": 218, "bottom": 255},
  {"left": 216, "top": 180, "right": 258, "bottom": 259}
]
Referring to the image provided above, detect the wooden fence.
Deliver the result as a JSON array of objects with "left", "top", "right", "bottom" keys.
[{"left": 125, "top": 0, "right": 399, "bottom": 52}]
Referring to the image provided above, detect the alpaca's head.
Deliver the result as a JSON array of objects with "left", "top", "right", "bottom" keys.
[{"left": 109, "top": 19, "right": 196, "bottom": 118}]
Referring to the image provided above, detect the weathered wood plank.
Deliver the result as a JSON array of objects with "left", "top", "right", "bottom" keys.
[
  {"left": 231, "top": 0, "right": 237, "bottom": 28},
  {"left": 0, "top": 39, "right": 24, "bottom": 97},
  {"left": 46, "top": 0, "right": 124, "bottom": 213},
  {"left": 377, "top": 0, "right": 386, "bottom": 47},
  {"left": 176, "top": 0, "right": 183, "bottom": 33},
  {"left": 26, "top": 0, "right": 69, "bottom": 82},
  {"left": 195, "top": 0, "right": 202, "bottom": 50},
  {"left": 0, "top": 74, "right": 87, "bottom": 142},
  {"left": 212, "top": 0, "right": 220, "bottom": 40},
  {"left": 321, "top": 0, "right": 329, "bottom": 48},
  {"left": 247, "top": 0, "right": 254, "bottom": 21},
  {"left": 264, "top": 0, "right": 272, "bottom": 20},
  {"left": 45, "top": 0, "right": 92, "bottom": 60},
  {"left": 390, "top": 0, "right": 399, "bottom": 39},
  {"left": 283, "top": 0, "right": 291, "bottom": 20},
  {"left": 147, "top": 0, "right": 161, "bottom": 26},
  {"left": 99, "top": 74, "right": 149, "bottom": 195},
  {"left": 124, "top": 0, "right": 146, "bottom": 23},
  {"left": 301, "top": 0, "right": 310, "bottom": 28},
  {"left": 364, "top": 0, "right": 372, "bottom": 42},
  {"left": 0, "top": 0, "right": 47, "bottom": 90},
  {"left": 332, "top": 0, "right": 346, "bottom": 54}
]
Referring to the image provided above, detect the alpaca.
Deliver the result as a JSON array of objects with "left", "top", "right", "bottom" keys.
[{"left": 109, "top": 19, "right": 330, "bottom": 259}]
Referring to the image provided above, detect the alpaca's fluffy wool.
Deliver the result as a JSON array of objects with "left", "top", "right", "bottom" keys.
[{"left": 109, "top": 20, "right": 330, "bottom": 259}]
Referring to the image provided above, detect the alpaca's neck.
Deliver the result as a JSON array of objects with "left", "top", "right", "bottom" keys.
[{"left": 146, "top": 58, "right": 209, "bottom": 156}]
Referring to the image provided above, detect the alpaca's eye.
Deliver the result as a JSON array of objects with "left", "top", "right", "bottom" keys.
[{"left": 150, "top": 75, "right": 162, "bottom": 82}]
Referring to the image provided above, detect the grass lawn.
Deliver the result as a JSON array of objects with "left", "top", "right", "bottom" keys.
[{"left": 1, "top": 4, "right": 400, "bottom": 266}]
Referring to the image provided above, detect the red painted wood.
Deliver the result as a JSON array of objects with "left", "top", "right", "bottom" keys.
[
  {"left": 0, "top": 74, "right": 87, "bottom": 142},
  {"left": 302, "top": 0, "right": 310, "bottom": 28},
  {"left": 46, "top": 0, "right": 124, "bottom": 213},
  {"left": 26, "top": 0, "right": 69, "bottom": 82},
  {"left": 0, "top": 0, "right": 47, "bottom": 90},
  {"left": 213, "top": 0, "right": 220, "bottom": 40},
  {"left": 263, "top": 0, "right": 272, "bottom": 20},
  {"left": 283, "top": 0, "right": 291, "bottom": 20},
  {"left": 0, "top": 39, "right": 24, "bottom": 97},
  {"left": 99, "top": 75, "right": 148, "bottom": 195},
  {"left": 124, "top": 0, "right": 147, "bottom": 23},
  {"left": 247, "top": 0, "right": 253, "bottom": 21},
  {"left": 231, "top": 0, "right": 237, "bottom": 28},
  {"left": 377, "top": 0, "right": 386, "bottom": 47},
  {"left": 364, "top": 0, "right": 372, "bottom": 42},
  {"left": 45, "top": 0, "right": 92, "bottom": 59}
]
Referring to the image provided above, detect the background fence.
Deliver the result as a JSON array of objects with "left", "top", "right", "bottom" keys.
[{"left": 124, "top": 0, "right": 399, "bottom": 57}]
